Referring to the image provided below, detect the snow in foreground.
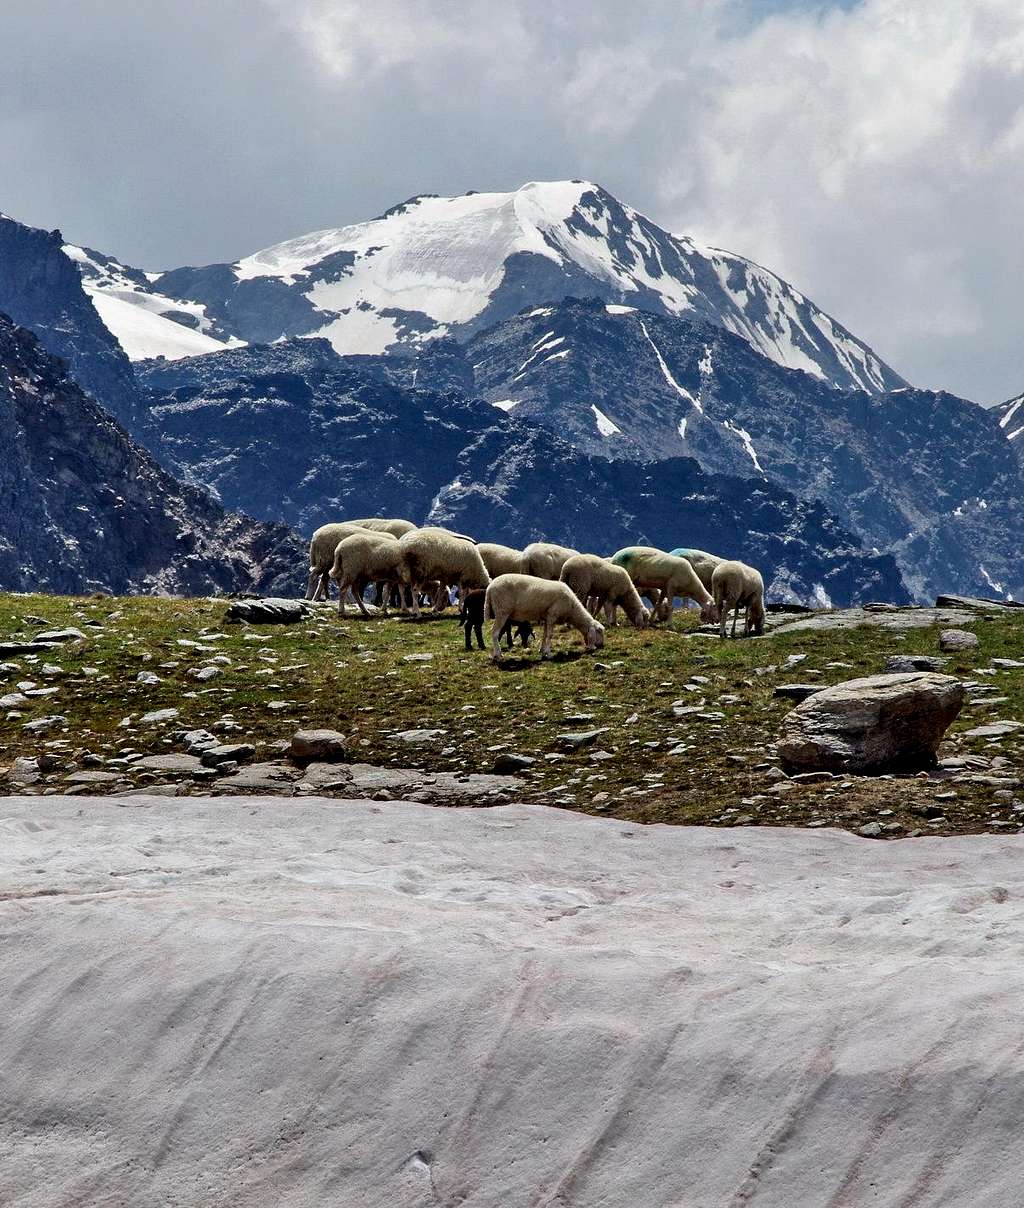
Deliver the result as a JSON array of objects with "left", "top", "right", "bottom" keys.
[{"left": 2, "top": 794, "right": 1023, "bottom": 1206}]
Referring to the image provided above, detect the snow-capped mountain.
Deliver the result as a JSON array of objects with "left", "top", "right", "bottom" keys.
[{"left": 69, "top": 181, "right": 904, "bottom": 393}]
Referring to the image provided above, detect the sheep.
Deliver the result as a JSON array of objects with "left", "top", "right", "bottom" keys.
[
  {"left": 348, "top": 518, "right": 418, "bottom": 538},
  {"left": 396, "top": 528, "right": 490, "bottom": 618},
  {"left": 711, "top": 560, "right": 765, "bottom": 639},
  {"left": 521, "top": 541, "right": 580, "bottom": 581},
  {"left": 306, "top": 523, "right": 396, "bottom": 600},
  {"left": 477, "top": 542, "right": 525, "bottom": 578},
  {"left": 609, "top": 546, "right": 718, "bottom": 624},
  {"left": 329, "top": 532, "right": 410, "bottom": 617},
  {"left": 559, "top": 553, "right": 649, "bottom": 628},
  {"left": 459, "top": 588, "right": 533, "bottom": 651},
  {"left": 484, "top": 573, "right": 605, "bottom": 660},
  {"left": 669, "top": 547, "right": 726, "bottom": 592}
]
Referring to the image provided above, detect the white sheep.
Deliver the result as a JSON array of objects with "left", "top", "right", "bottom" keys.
[
  {"left": 485, "top": 574, "right": 605, "bottom": 660},
  {"left": 306, "top": 523, "right": 397, "bottom": 600},
  {"left": 396, "top": 528, "right": 490, "bottom": 618},
  {"left": 669, "top": 547, "right": 726, "bottom": 592},
  {"left": 329, "top": 533, "right": 410, "bottom": 617},
  {"left": 477, "top": 542, "right": 525, "bottom": 578},
  {"left": 348, "top": 518, "right": 418, "bottom": 538},
  {"left": 559, "top": 554, "right": 649, "bottom": 628},
  {"left": 712, "top": 560, "right": 765, "bottom": 638},
  {"left": 521, "top": 541, "right": 579, "bottom": 580},
  {"left": 609, "top": 546, "right": 718, "bottom": 623}
]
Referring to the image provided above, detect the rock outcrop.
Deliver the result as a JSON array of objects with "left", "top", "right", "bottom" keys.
[{"left": 777, "top": 672, "right": 966, "bottom": 773}]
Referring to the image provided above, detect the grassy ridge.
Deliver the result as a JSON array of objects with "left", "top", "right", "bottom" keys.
[{"left": 1, "top": 592, "right": 1022, "bottom": 836}]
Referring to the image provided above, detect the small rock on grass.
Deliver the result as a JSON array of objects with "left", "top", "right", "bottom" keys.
[
  {"left": 289, "top": 729, "right": 348, "bottom": 763},
  {"left": 492, "top": 753, "right": 536, "bottom": 775},
  {"left": 939, "top": 629, "right": 979, "bottom": 652},
  {"left": 557, "top": 728, "right": 608, "bottom": 751}
]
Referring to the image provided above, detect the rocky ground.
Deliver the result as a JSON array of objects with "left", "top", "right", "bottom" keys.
[{"left": 1, "top": 591, "right": 1022, "bottom": 838}]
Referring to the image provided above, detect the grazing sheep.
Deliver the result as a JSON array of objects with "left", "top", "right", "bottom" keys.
[
  {"left": 329, "top": 533, "right": 410, "bottom": 617},
  {"left": 477, "top": 542, "right": 525, "bottom": 578},
  {"left": 712, "top": 560, "right": 765, "bottom": 639},
  {"left": 669, "top": 547, "right": 726, "bottom": 592},
  {"left": 306, "top": 523, "right": 396, "bottom": 600},
  {"left": 521, "top": 541, "right": 579, "bottom": 580},
  {"left": 348, "top": 518, "right": 418, "bottom": 538},
  {"left": 610, "top": 546, "right": 718, "bottom": 624},
  {"left": 460, "top": 589, "right": 533, "bottom": 651},
  {"left": 559, "top": 554, "right": 649, "bottom": 628},
  {"left": 397, "top": 528, "right": 490, "bottom": 618},
  {"left": 485, "top": 573, "right": 604, "bottom": 660}
]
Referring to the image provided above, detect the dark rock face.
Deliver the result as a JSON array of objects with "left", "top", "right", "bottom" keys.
[
  {"left": 465, "top": 299, "right": 1024, "bottom": 602},
  {"left": 0, "top": 216, "right": 139, "bottom": 427},
  {"left": 134, "top": 338, "right": 907, "bottom": 607},
  {"left": 992, "top": 393, "right": 1023, "bottom": 462},
  {"left": 0, "top": 315, "right": 302, "bottom": 596}
]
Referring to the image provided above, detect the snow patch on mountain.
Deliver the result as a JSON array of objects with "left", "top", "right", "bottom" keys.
[{"left": 591, "top": 405, "right": 621, "bottom": 437}]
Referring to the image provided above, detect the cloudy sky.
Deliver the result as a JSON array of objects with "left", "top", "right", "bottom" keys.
[{"left": 3, "top": 0, "right": 1022, "bottom": 402}]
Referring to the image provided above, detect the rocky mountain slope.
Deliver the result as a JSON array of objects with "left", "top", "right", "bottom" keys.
[
  {"left": 0, "top": 214, "right": 140, "bottom": 428},
  {"left": 994, "top": 392, "right": 1024, "bottom": 461},
  {"left": 0, "top": 314, "right": 301, "bottom": 595},
  {"left": 417, "top": 298, "right": 1021, "bottom": 602},
  {"left": 69, "top": 181, "right": 903, "bottom": 393},
  {"left": 136, "top": 338, "right": 906, "bottom": 606}
]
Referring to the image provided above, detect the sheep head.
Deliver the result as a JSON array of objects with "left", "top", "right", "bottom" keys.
[
  {"left": 699, "top": 600, "right": 719, "bottom": 624},
  {"left": 586, "top": 621, "right": 606, "bottom": 651}
]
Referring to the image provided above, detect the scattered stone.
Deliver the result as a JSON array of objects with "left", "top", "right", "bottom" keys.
[
  {"left": 858, "top": 822, "right": 883, "bottom": 838},
  {"left": 212, "top": 761, "right": 302, "bottom": 794},
  {"left": 289, "top": 729, "right": 349, "bottom": 763},
  {"left": 140, "top": 708, "right": 179, "bottom": 725},
  {"left": 789, "top": 771, "right": 836, "bottom": 784},
  {"left": 22, "top": 715, "right": 66, "bottom": 735},
  {"left": 0, "top": 692, "right": 29, "bottom": 709},
  {"left": 492, "top": 753, "right": 537, "bottom": 775},
  {"left": 557, "top": 728, "right": 608, "bottom": 751},
  {"left": 191, "top": 666, "right": 221, "bottom": 682},
  {"left": 224, "top": 598, "right": 311, "bottom": 625},
  {"left": 34, "top": 628, "right": 86, "bottom": 644},
  {"left": 777, "top": 673, "right": 965, "bottom": 774},
  {"left": 763, "top": 767, "right": 788, "bottom": 783},
  {"left": 884, "top": 655, "right": 949, "bottom": 673},
  {"left": 6, "top": 756, "right": 40, "bottom": 785},
  {"left": 962, "top": 721, "right": 1024, "bottom": 739},
  {"left": 773, "top": 684, "right": 822, "bottom": 703},
  {"left": 136, "top": 671, "right": 162, "bottom": 685},
  {"left": 64, "top": 770, "right": 123, "bottom": 785},
  {"left": 402, "top": 653, "right": 434, "bottom": 663},
  {"left": 991, "top": 658, "right": 1024, "bottom": 669},
  {"left": 939, "top": 629, "right": 979, "bottom": 652},
  {"left": 200, "top": 743, "right": 255, "bottom": 768},
  {"left": 133, "top": 753, "right": 204, "bottom": 774},
  {"left": 388, "top": 728, "right": 447, "bottom": 746},
  {"left": 935, "top": 594, "right": 1024, "bottom": 611}
]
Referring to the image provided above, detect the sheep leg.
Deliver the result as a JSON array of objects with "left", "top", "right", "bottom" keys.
[
  {"left": 474, "top": 620, "right": 485, "bottom": 650},
  {"left": 490, "top": 610, "right": 510, "bottom": 660},
  {"left": 411, "top": 583, "right": 422, "bottom": 620},
  {"left": 541, "top": 618, "right": 554, "bottom": 659},
  {"left": 354, "top": 577, "right": 372, "bottom": 618},
  {"left": 337, "top": 582, "right": 348, "bottom": 618},
  {"left": 719, "top": 604, "right": 728, "bottom": 640},
  {"left": 305, "top": 568, "right": 322, "bottom": 600},
  {"left": 731, "top": 606, "right": 739, "bottom": 638}
]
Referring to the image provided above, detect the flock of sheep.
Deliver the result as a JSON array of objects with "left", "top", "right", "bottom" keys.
[{"left": 305, "top": 519, "right": 765, "bottom": 659}]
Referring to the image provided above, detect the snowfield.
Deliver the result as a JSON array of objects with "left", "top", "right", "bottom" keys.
[{"left": 3, "top": 794, "right": 1024, "bottom": 1206}]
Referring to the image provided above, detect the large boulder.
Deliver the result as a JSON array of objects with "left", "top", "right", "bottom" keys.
[{"left": 777, "top": 672, "right": 965, "bottom": 774}]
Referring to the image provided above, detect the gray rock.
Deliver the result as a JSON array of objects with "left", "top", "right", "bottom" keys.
[
  {"left": 991, "top": 658, "right": 1024, "bottom": 669},
  {"left": 935, "top": 595, "right": 1024, "bottom": 611},
  {"left": 22, "top": 715, "right": 67, "bottom": 735},
  {"left": 770, "top": 607, "right": 980, "bottom": 635},
  {"left": 289, "top": 729, "right": 349, "bottom": 763},
  {"left": 34, "top": 628, "right": 86, "bottom": 644},
  {"left": 884, "top": 655, "right": 949, "bottom": 673},
  {"left": 191, "top": 666, "right": 221, "bottom": 682},
  {"left": 557, "top": 729, "right": 608, "bottom": 750},
  {"left": 773, "top": 684, "right": 823, "bottom": 703},
  {"left": 212, "top": 762, "right": 303, "bottom": 794},
  {"left": 200, "top": 743, "right": 255, "bottom": 768},
  {"left": 224, "top": 598, "right": 311, "bottom": 625},
  {"left": 140, "top": 708, "right": 180, "bottom": 725},
  {"left": 64, "top": 770, "right": 124, "bottom": 785},
  {"left": 388, "top": 729, "right": 447, "bottom": 746},
  {"left": 858, "top": 822, "right": 883, "bottom": 838},
  {"left": 0, "top": 692, "right": 30, "bottom": 709},
  {"left": 492, "top": 753, "right": 537, "bottom": 775},
  {"left": 962, "top": 720, "right": 1024, "bottom": 739},
  {"left": 402, "top": 653, "right": 434, "bottom": 663},
  {"left": 136, "top": 671, "right": 163, "bottom": 685},
  {"left": 6, "top": 756, "right": 40, "bottom": 785},
  {"left": 0, "top": 642, "right": 59, "bottom": 656},
  {"left": 777, "top": 672, "right": 965, "bottom": 774},
  {"left": 939, "top": 629, "right": 979, "bottom": 652},
  {"left": 133, "top": 753, "right": 204, "bottom": 774}
]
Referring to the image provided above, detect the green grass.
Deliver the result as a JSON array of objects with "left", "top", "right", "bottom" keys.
[{"left": 1, "top": 592, "right": 1023, "bottom": 836}]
